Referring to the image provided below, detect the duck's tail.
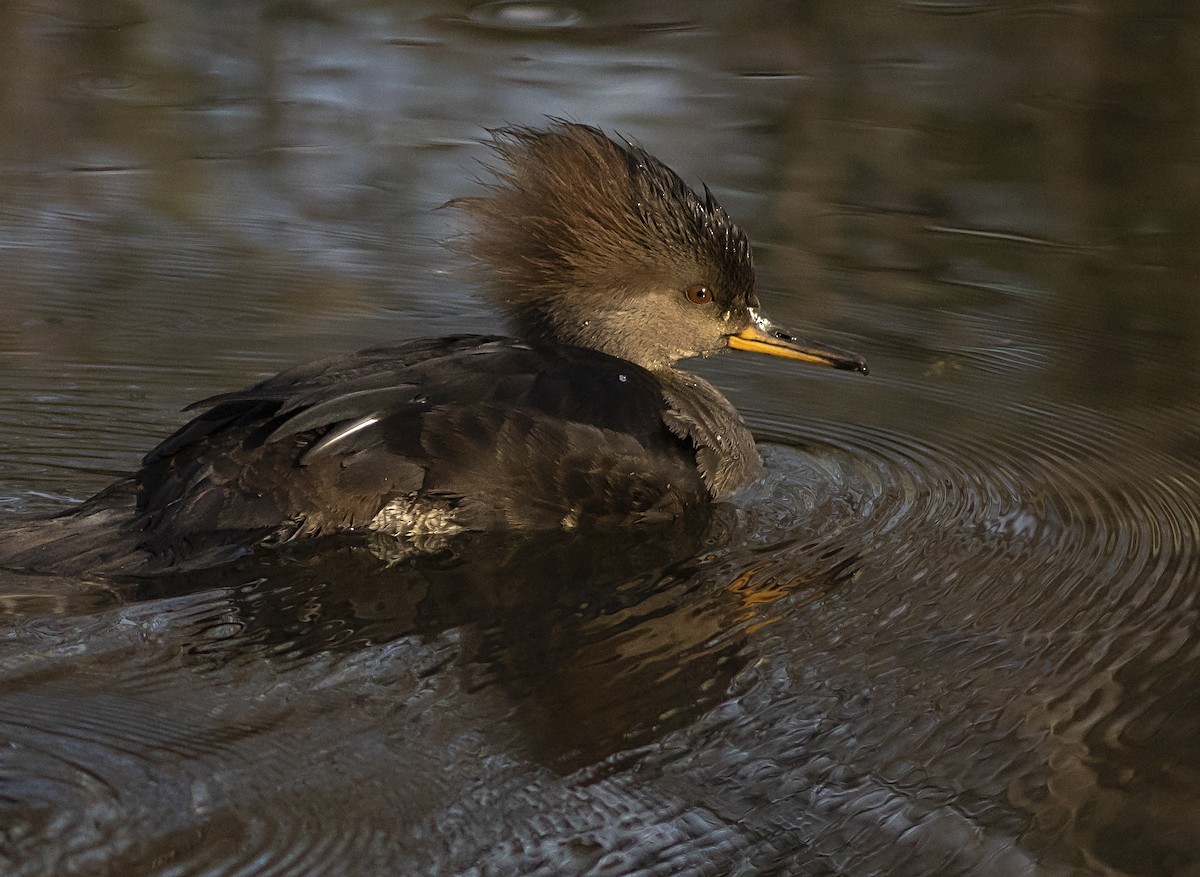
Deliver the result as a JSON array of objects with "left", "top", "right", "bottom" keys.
[{"left": 0, "top": 480, "right": 151, "bottom": 576}]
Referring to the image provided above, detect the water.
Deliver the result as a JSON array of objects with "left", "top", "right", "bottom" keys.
[{"left": 2, "top": 2, "right": 1200, "bottom": 874}]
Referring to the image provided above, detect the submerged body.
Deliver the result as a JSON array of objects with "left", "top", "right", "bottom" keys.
[{"left": 0, "top": 122, "right": 865, "bottom": 574}]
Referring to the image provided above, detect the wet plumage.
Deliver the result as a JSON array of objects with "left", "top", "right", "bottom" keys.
[{"left": 0, "top": 121, "right": 865, "bottom": 574}]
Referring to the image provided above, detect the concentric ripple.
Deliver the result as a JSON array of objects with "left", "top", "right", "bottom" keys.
[
  {"left": 687, "top": 393, "right": 1200, "bottom": 872},
  {"left": 741, "top": 395, "right": 1199, "bottom": 639}
]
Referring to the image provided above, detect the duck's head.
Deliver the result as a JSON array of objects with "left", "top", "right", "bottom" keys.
[{"left": 454, "top": 120, "right": 867, "bottom": 376}]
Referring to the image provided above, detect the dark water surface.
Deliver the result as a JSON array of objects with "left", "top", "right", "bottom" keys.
[{"left": 3, "top": 2, "right": 1200, "bottom": 875}]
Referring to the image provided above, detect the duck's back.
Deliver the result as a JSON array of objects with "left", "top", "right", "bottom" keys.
[{"left": 1, "top": 335, "right": 710, "bottom": 573}]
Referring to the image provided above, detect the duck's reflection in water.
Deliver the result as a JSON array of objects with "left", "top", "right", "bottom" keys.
[{"left": 104, "top": 512, "right": 853, "bottom": 771}]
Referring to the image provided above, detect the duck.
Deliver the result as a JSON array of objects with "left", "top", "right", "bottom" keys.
[{"left": 0, "top": 120, "right": 866, "bottom": 575}]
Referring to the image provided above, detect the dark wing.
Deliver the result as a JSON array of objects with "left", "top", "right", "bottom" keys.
[
  {"left": 142, "top": 334, "right": 499, "bottom": 465},
  {"left": 132, "top": 335, "right": 705, "bottom": 557}
]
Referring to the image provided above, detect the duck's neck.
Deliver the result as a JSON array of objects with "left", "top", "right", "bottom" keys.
[{"left": 508, "top": 304, "right": 687, "bottom": 373}]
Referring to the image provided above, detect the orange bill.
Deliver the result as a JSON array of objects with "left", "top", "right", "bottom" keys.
[{"left": 728, "top": 310, "right": 868, "bottom": 374}]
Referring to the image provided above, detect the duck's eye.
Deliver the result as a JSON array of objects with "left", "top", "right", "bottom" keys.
[{"left": 685, "top": 284, "right": 712, "bottom": 305}]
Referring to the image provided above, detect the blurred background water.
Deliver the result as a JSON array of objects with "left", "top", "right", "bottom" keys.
[{"left": 1, "top": 1, "right": 1199, "bottom": 875}]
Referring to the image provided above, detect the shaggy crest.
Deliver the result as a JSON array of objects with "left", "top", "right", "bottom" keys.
[{"left": 452, "top": 120, "right": 756, "bottom": 342}]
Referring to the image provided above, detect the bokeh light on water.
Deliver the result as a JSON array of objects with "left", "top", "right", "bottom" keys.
[{"left": 2, "top": 2, "right": 1200, "bottom": 875}]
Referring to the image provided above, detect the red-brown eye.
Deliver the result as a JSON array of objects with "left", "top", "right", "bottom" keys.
[{"left": 685, "top": 284, "right": 712, "bottom": 305}]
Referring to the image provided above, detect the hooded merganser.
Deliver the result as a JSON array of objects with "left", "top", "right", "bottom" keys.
[{"left": 0, "top": 121, "right": 866, "bottom": 574}]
